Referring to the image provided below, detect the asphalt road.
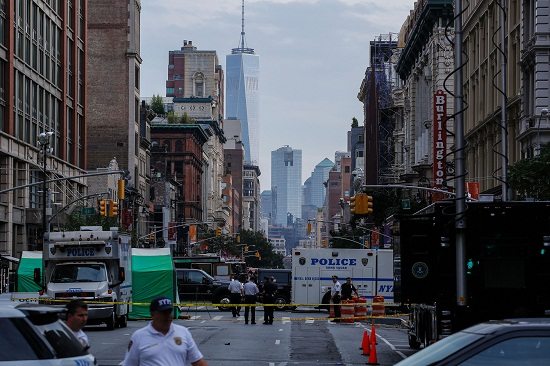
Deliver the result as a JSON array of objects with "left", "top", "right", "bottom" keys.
[{"left": 87, "top": 308, "right": 418, "bottom": 366}]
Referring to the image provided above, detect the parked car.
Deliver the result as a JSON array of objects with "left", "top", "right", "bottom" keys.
[
  {"left": 0, "top": 303, "right": 96, "bottom": 365},
  {"left": 395, "top": 318, "right": 550, "bottom": 365},
  {"left": 257, "top": 268, "right": 295, "bottom": 310},
  {"left": 175, "top": 268, "right": 231, "bottom": 310}
]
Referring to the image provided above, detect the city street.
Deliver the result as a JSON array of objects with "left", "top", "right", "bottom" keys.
[{"left": 88, "top": 308, "right": 417, "bottom": 366}]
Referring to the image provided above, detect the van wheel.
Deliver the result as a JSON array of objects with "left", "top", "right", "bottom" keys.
[
  {"left": 106, "top": 309, "right": 116, "bottom": 330},
  {"left": 117, "top": 314, "right": 128, "bottom": 328},
  {"left": 274, "top": 296, "right": 287, "bottom": 311}
]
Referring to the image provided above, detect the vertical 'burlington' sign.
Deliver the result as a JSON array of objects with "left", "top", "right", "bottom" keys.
[{"left": 433, "top": 90, "right": 447, "bottom": 189}]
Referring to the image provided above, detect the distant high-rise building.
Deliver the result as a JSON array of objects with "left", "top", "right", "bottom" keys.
[
  {"left": 271, "top": 146, "right": 302, "bottom": 226},
  {"left": 226, "top": 0, "right": 260, "bottom": 165},
  {"left": 309, "top": 158, "right": 334, "bottom": 207},
  {"left": 260, "top": 190, "right": 273, "bottom": 220}
]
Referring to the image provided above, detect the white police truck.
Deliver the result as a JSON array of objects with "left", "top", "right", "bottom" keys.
[
  {"left": 35, "top": 226, "right": 131, "bottom": 330},
  {"left": 291, "top": 248, "right": 394, "bottom": 307}
]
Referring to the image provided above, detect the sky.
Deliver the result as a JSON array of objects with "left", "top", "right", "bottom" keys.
[{"left": 140, "top": 0, "right": 413, "bottom": 191}]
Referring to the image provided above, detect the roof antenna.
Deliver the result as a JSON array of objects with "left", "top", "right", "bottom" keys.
[
  {"left": 240, "top": 0, "right": 246, "bottom": 50},
  {"left": 232, "top": 0, "right": 254, "bottom": 54}
]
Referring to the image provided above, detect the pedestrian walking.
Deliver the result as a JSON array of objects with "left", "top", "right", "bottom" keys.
[
  {"left": 123, "top": 297, "right": 208, "bottom": 366},
  {"left": 330, "top": 275, "right": 342, "bottom": 322},
  {"left": 341, "top": 277, "right": 359, "bottom": 300},
  {"left": 262, "top": 276, "right": 277, "bottom": 325},
  {"left": 228, "top": 275, "right": 243, "bottom": 317},
  {"left": 243, "top": 277, "right": 259, "bottom": 324},
  {"left": 65, "top": 299, "right": 89, "bottom": 349}
]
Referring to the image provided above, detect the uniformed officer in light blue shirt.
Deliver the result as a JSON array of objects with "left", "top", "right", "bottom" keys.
[{"left": 123, "top": 297, "right": 208, "bottom": 366}]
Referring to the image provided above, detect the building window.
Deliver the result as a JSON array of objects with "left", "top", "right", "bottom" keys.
[{"left": 193, "top": 72, "right": 204, "bottom": 97}]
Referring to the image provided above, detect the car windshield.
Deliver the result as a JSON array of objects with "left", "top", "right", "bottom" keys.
[
  {"left": 51, "top": 263, "right": 107, "bottom": 283},
  {"left": 33, "top": 318, "right": 88, "bottom": 358},
  {"left": 0, "top": 318, "right": 44, "bottom": 361},
  {"left": 395, "top": 331, "right": 484, "bottom": 366}
]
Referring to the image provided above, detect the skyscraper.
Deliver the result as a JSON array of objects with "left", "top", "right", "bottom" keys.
[
  {"left": 271, "top": 146, "right": 302, "bottom": 226},
  {"left": 309, "top": 158, "right": 334, "bottom": 207},
  {"left": 226, "top": 0, "right": 260, "bottom": 165}
]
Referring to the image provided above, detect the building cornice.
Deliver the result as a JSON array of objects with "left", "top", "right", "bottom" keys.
[{"left": 396, "top": 0, "right": 453, "bottom": 80}]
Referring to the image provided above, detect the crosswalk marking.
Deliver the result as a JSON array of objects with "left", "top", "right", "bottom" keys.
[
  {"left": 275, "top": 339, "right": 280, "bottom": 345},
  {"left": 190, "top": 315, "right": 200, "bottom": 320},
  {"left": 212, "top": 315, "right": 223, "bottom": 321},
  {"left": 282, "top": 317, "right": 291, "bottom": 324},
  {"left": 305, "top": 319, "right": 314, "bottom": 324}
]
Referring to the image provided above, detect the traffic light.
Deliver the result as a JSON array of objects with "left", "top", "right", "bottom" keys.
[
  {"left": 99, "top": 199, "right": 107, "bottom": 217},
  {"left": 365, "top": 195, "right": 374, "bottom": 215},
  {"left": 350, "top": 195, "right": 357, "bottom": 215},
  {"left": 307, "top": 222, "right": 312, "bottom": 235},
  {"left": 215, "top": 227, "right": 222, "bottom": 237},
  {"left": 244, "top": 245, "right": 249, "bottom": 252},
  {"left": 255, "top": 251, "right": 261, "bottom": 260},
  {"left": 109, "top": 200, "right": 119, "bottom": 217},
  {"left": 117, "top": 179, "right": 125, "bottom": 200},
  {"left": 236, "top": 234, "right": 241, "bottom": 243}
]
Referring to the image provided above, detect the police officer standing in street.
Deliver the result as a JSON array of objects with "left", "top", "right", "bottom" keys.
[
  {"left": 341, "top": 277, "right": 359, "bottom": 300},
  {"left": 123, "top": 297, "right": 208, "bottom": 366},
  {"left": 262, "top": 276, "right": 277, "bottom": 325},
  {"left": 228, "top": 275, "right": 243, "bottom": 317},
  {"left": 243, "top": 277, "right": 259, "bottom": 324},
  {"left": 330, "top": 275, "right": 342, "bottom": 322}
]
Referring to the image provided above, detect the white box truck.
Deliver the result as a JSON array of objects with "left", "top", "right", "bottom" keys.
[
  {"left": 292, "top": 248, "right": 394, "bottom": 307},
  {"left": 35, "top": 226, "right": 131, "bottom": 329}
]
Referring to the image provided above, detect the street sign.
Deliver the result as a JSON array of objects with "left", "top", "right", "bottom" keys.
[{"left": 81, "top": 207, "right": 95, "bottom": 215}]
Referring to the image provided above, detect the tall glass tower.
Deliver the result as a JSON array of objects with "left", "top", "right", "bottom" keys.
[
  {"left": 271, "top": 146, "right": 302, "bottom": 226},
  {"left": 226, "top": 0, "right": 260, "bottom": 165}
]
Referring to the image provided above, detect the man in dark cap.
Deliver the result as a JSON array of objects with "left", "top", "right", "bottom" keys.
[
  {"left": 262, "top": 276, "right": 277, "bottom": 325},
  {"left": 123, "top": 297, "right": 208, "bottom": 366}
]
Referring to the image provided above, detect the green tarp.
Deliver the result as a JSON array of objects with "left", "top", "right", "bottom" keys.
[
  {"left": 16, "top": 251, "right": 43, "bottom": 292},
  {"left": 129, "top": 248, "right": 178, "bottom": 319}
]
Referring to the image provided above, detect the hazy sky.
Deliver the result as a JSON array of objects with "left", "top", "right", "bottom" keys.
[{"left": 140, "top": 0, "right": 412, "bottom": 190}]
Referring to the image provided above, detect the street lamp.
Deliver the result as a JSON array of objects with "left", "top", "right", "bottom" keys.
[{"left": 38, "top": 131, "right": 54, "bottom": 245}]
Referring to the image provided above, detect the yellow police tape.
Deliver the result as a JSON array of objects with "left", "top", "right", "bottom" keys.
[
  {"left": 12, "top": 297, "right": 397, "bottom": 308},
  {"left": 12, "top": 297, "right": 407, "bottom": 323}
]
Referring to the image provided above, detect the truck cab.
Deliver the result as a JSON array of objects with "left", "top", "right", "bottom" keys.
[{"left": 36, "top": 227, "right": 131, "bottom": 330}]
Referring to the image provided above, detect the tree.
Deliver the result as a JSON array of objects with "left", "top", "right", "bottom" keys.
[
  {"left": 351, "top": 117, "right": 359, "bottom": 128},
  {"left": 166, "top": 111, "right": 177, "bottom": 124},
  {"left": 150, "top": 94, "right": 165, "bottom": 115},
  {"left": 508, "top": 144, "right": 550, "bottom": 200},
  {"left": 239, "top": 230, "right": 283, "bottom": 268},
  {"left": 179, "top": 112, "right": 195, "bottom": 124}
]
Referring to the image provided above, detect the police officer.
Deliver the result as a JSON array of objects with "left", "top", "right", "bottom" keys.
[
  {"left": 341, "top": 277, "right": 359, "bottom": 300},
  {"left": 330, "top": 275, "right": 342, "bottom": 322},
  {"left": 228, "top": 275, "right": 243, "bottom": 317},
  {"left": 123, "top": 297, "right": 208, "bottom": 366},
  {"left": 262, "top": 276, "right": 277, "bottom": 325},
  {"left": 243, "top": 277, "right": 259, "bottom": 324}
]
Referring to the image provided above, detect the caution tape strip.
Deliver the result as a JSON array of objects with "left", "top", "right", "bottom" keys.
[{"left": 12, "top": 298, "right": 398, "bottom": 308}]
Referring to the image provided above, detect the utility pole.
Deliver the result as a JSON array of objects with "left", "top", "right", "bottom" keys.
[{"left": 38, "top": 131, "right": 53, "bottom": 248}]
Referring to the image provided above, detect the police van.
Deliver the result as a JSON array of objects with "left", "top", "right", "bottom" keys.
[{"left": 291, "top": 248, "right": 394, "bottom": 307}]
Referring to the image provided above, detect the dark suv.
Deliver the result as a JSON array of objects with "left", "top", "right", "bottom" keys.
[
  {"left": 175, "top": 268, "right": 231, "bottom": 310},
  {"left": 257, "top": 268, "right": 294, "bottom": 310}
]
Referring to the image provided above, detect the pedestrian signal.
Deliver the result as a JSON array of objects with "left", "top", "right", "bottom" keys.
[
  {"left": 307, "top": 222, "right": 312, "bottom": 235},
  {"left": 215, "top": 227, "right": 222, "bottom": 236}
]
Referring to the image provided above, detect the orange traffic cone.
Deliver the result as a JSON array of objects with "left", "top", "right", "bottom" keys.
[
  {"left": 367, "top": 335, "right": 379, "bottom": 365},
  {"left": 370, "top": 323, "right": 378, "bottom": 345},
  {"left": 361, "top": 330, "right": 371, "bottom": 355}
]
